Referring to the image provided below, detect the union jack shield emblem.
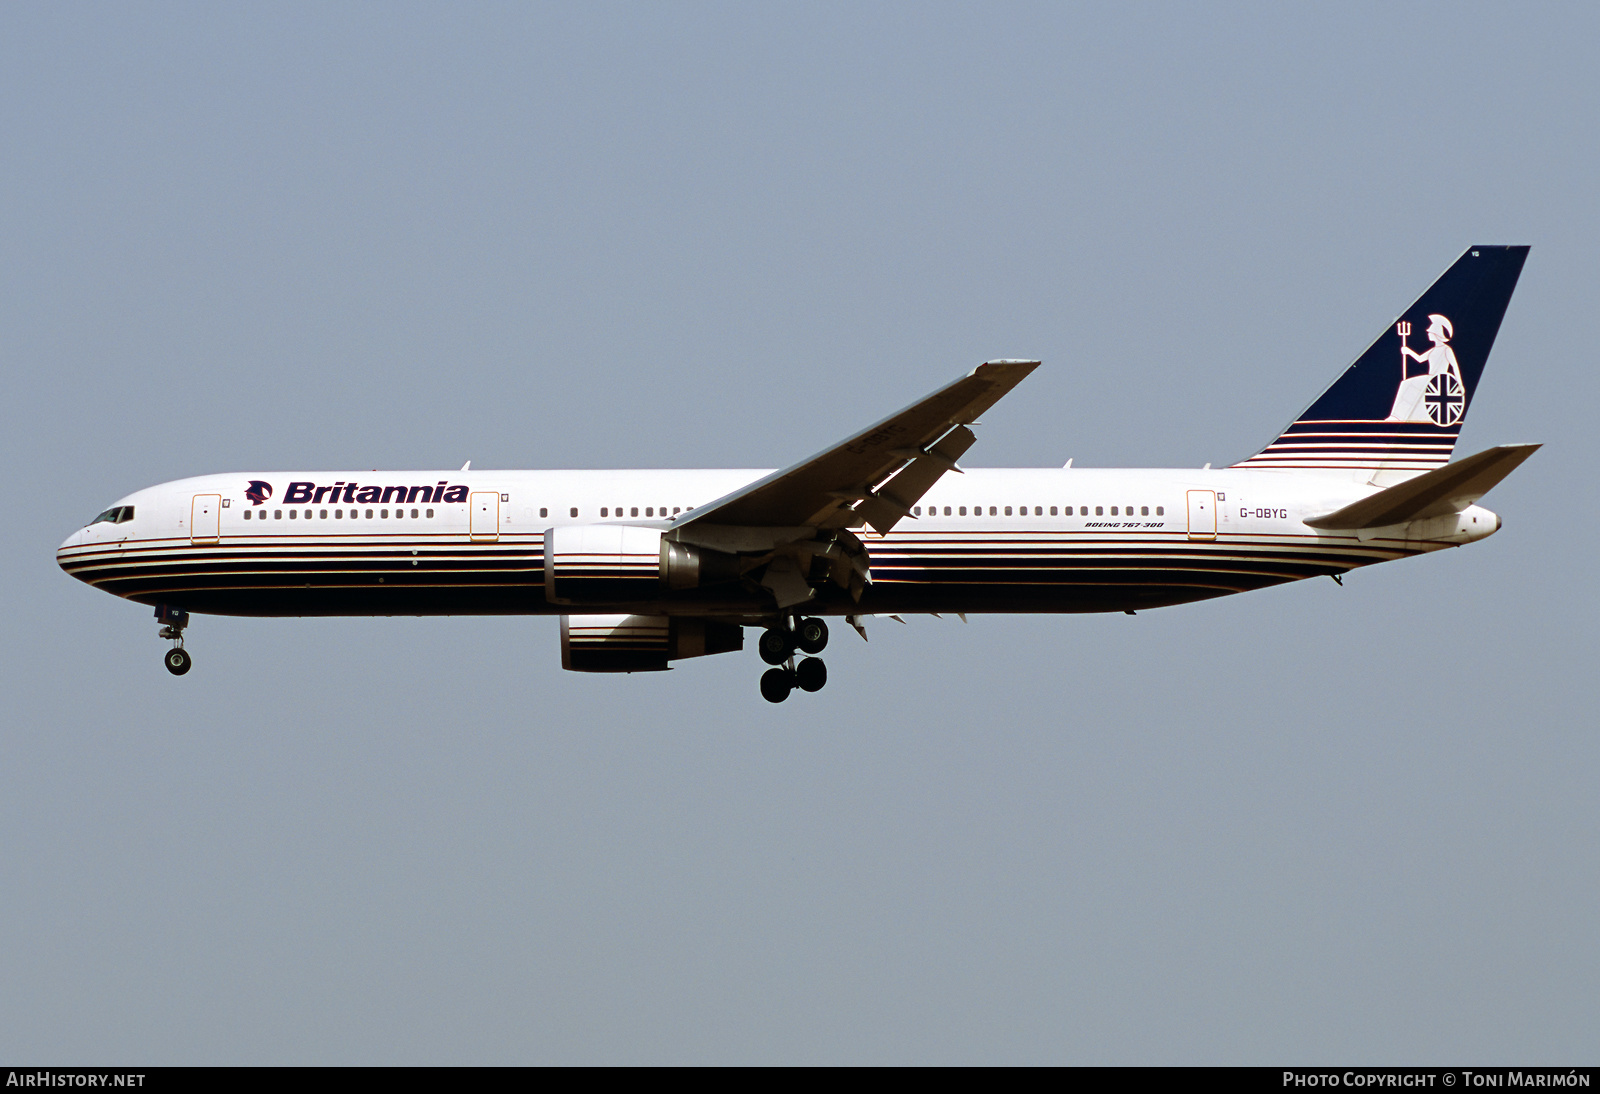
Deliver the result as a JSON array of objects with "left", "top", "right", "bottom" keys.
[{"left": 1424, "top": 373, "right": 1465, "bottom": 426}]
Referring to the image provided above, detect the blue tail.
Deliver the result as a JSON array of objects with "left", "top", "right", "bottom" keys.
[{"left": 1235, "top": 245, "right": 1529, "bottom": 473}]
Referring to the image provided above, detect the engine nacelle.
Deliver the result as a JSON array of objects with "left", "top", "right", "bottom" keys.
[
  {"left": 544, "top": 525, "right": 742, "bottom": 604},
  {"left": 561, "top": 614, "right": 744, "bottom": 672}
]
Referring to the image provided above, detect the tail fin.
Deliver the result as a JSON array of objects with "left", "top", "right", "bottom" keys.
[{"left": 1234, "top": 245, "right": 1529, "bottom": 474}]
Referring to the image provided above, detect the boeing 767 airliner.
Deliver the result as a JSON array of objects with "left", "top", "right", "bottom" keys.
[{"left": 59, "top": 246, "right": 1537, "bottom": 701}]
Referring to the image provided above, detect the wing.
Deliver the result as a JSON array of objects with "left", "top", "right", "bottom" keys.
[{"left": 673, "top": 360, "right": 1039, "bottom": 536}]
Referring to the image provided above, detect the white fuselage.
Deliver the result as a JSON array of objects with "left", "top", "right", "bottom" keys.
[{"left": 56, "top": 465, "right": 1498, "bottom": 622}]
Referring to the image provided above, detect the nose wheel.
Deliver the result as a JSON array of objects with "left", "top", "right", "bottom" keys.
[
  {"left": 757, "top": 617, "right": 830, "bottom": 702},
  {"left": 156, "top": 604, "right": 192, "bottom": 676}
]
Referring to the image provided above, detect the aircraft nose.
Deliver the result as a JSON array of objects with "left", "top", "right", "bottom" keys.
[{"left": 57, "top": 527, "right": 88, "bottom": 575}]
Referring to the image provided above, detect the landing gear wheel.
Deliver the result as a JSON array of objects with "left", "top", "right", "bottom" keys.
[
  {"left": 795, "top": 656, "right": 827, "bottom": 692},
  {"left": 797, "top": 618, "right": 829, "bottom": 655},
  {"left": 760, "top": 667, "right": 794, "bottom": 703},
  {"left": 164, "top": 647, "right": 192, "bottom": 676},
  {"left": 758, "top": 628, "right": 794, "bottom": 666}
]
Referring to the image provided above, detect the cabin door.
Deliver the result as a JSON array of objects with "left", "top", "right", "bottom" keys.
[
  {"left": 1186, "top": 490, "right": 1216, "bottom": 542},
  {"left": 470, "top": 492, "right": 500, "bottom": 543},
  {"left": 190, "top": 494, "right": 221, "bottom": 544}
]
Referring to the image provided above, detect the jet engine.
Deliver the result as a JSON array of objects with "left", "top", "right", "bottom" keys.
[{"left": 561, "top": 614, "right": 743, "bottom": 672}]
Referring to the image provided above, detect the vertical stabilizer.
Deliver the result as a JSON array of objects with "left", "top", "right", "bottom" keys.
[{"left": 1234, "top": 246, "right": 1528, "bottom": 474}]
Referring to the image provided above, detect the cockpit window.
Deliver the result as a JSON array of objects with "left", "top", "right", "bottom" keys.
[{"left": 88, "top": 506, "right": 135, "bottom": 526}]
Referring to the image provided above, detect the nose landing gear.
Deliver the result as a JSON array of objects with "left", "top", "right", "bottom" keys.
[
  {"left": 757, "top": 617, "right": 829, "bottom": 702},
  {"left": 156, "top": 604, "right": 192, "bottom": 676}
]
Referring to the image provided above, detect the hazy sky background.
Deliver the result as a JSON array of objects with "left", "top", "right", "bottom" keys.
[{"left": 3, "top": 2, "right": 1596, "bottom": 1064}]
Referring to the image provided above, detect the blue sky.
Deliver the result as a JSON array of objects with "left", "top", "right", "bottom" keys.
[{"left": 2, "top": 2, "right": 1595, "bottom": 1063}]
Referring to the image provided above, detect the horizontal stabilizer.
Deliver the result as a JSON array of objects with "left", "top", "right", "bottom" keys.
[{"left": 1305, "top": 443, "right": 1540, "bottom": 530}]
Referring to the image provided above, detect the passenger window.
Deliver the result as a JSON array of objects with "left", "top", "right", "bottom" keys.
[
  {"left": 320, "top": 509, "right": 327, "bottom": 519},
  {"left": 1095, "top": 506, "right": 1103, "bottom": 516},
  {"left": 411, "top": 509, "right": 418, "bottom": 518},
  {"left": 673, "top": 507, "right": 681, "bottom": 515},
  {"left": 631, "top": 507, "right": 638, "bottom": 517},
  {"left": 1110, "top": 507, "right": 1117, "bottom": 516},
  {"left": 570, "top": 508, "right": 578, "bottom": 518},
  {"left": 365, "top": 509, "right": 373, "bottom": 519},
  {"left": 989, "top": 506, "right": 997, "bottom": 516},
  {"left": 427, "top": 509, "right": 435, "bottom": 518},
  {"left": 601, "top": 507, "right": 608, "bottom": 517},
  {"left": 335, "top": 509, "right": 343, "bottom": 519},
  {"left": 646, "top": 507, "right": 653, "bottom": 517},
  {"left": 382, "top": 509, "right": 389, "bottom": 519},
  {"left": 959, "top": 506, "right": 967, "bottom": 516},
  {"left": 1141, "top": 506, "right": 1149, "bottom": 516},
  {"left": 243, "top": 510, "right": 251, "bottom": 520},
  {"left": 1078, "top": 506, "right": 1086, "bottom": 515},
  {"left": 1004, "top": 506, "right": 1012, "bottom": 516},
  {"left": 1156, "top": 506, "right": 1164, "bottom": 516},
  {"left": 1050, "top": 506, "right": 1057, "bottom": 516},
  {"left": 540, "top": 508, "right": 548, "bottom": 518}
]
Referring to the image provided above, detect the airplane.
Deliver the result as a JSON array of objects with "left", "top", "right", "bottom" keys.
[{"left": 58, "top": 245, "right": 1537, "bottom": 702}]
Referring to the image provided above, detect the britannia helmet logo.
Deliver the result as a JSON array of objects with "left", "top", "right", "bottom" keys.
[
  {"left": 245, "top": 480, "right": 273, "bottom": 506},
  {"left": 1386, "top": 313, "right": 1464, "bottom": 426}
]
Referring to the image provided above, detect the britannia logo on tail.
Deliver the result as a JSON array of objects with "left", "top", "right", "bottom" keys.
[
  {"left": 1387, "top": 313, "right": 1465, "bottom": 426},
  {"left": 244, "top": 480, "right": 273, "bottom": 506}
]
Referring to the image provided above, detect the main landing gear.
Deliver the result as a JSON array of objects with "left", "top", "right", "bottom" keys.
[
  {"left": 757, "top": 617, "right": 829, "bottom": 703},
  {"left": 156, "top": 604, "right": 191, "bottom": 676}
]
